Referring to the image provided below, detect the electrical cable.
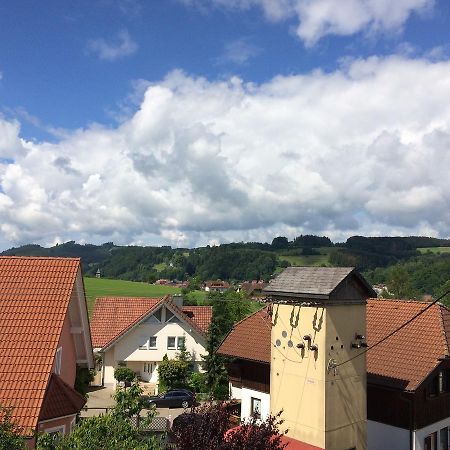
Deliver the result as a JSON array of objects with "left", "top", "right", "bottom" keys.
[{"left": 335, "top": 284, "right": 450, "bottom": 368}]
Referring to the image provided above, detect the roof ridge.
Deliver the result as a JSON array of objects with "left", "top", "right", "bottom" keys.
[
  {"left": 0, "top": 256, "right": 81, "bottom": 261},
  {"left": 101, "top": 297, "right": 165, "bottom": 350},
  {"left": 165, "top": 297, "right": 208, "bottom": 337},
  {"left": 369, "top": 297, "right": 441, "bottom": 305}
]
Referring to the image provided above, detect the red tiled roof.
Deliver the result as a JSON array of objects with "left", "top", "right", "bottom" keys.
[
  {"left": 180, "top": 306, "right": 212, "bottom": 333},
  {"left": 367, "top": 298, "right": 449, "bottom": 390},
  {"left": 218, "top": 307, "right": 271, "bottom": 363},
  {"left": 90, "top": 297, "right": 164, "bottom": 348},
  {"left": 0, "top": 256, "right": 80, "bottom": 432},
  {"left": 90, "top": 297, "right": 213, "bottom": 349},
  {"left": 39, "top": 374, "right": 86, "bottom": 421},
  {"left": 281, "top": 436, "right": 324, "bottom": 449},
  {"left": 219, "top": 299, "right": 450, "bottom": 391}
]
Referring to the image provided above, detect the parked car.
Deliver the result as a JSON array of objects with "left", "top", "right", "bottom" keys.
[{"left": 142, "top": 389, "right": 196, "bottom": 409}]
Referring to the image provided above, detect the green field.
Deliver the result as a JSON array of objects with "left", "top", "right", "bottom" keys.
[
  {"left": 276, "top": 247, "right": 333, "bottom": 268},
  {"left": 418, "top": 247, "right": 450, "bottom": 254},
  {"left": 83, "top": 277, "right": 181, "bottom": 316}
]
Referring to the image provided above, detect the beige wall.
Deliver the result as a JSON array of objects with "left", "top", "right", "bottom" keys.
[
  {"left": 102, "top": 306, "right": 207, "bottom": 386},
  {"left": 270, "top": 303, "right": 367, "bottom": 450}
]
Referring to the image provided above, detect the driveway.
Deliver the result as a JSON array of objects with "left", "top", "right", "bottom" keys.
[{"left": 82, "top": 386, "right": 186, "bottom": 422}]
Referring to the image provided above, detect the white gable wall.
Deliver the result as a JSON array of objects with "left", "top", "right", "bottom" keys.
[{"left": 102, "top": 306, "right": 207, "bottom": 386}]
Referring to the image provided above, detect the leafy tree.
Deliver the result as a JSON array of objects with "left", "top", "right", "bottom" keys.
[
  {"left": 436, "top": 280, "right": 450, "bottom": 307},
  {"left": 0, "top": 406, "right": 26, "bottom": 450},
  {"left": 36, "top": 380, "right": 162, "bottom": 450},
  {"left": 157, "top": 359, "right": 190, "bottom": 390},
  {"left": 74, "top": 366, "right": 95, "bottom": 398},
  {"left": 114, "top": 367, "right": 136, "bottom": 387},
  {"left": 388, "top": 266, "right": 415, "bottom": 299},
  {"left": 172, "top": 403, "right": 287, "bottom": 450},
  {"left": 271, "top": 237, "right": 289, "bottom": 250}
]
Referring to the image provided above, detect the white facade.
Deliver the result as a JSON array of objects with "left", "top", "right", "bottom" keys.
[
  {"left": 368, "top": 420, "right": 409, "bottom": 450},
  {"left": 101, "top": 304, "right": 207, "bottom": 387},
  {"left": 414, "top": 416, "right": 450, "bottom": 450},
  {"left": 229, "top": 382, "right": 270, "bottom": 422}
]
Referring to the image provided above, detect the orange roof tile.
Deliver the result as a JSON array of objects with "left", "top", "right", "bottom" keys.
[
  {"left": 219, "top": 299, "right": 450, "bottom": 391},
  {"left": 179, "top": 306, "right": 212, "bottom": 334},
  {"left": 90, "top": 297, "right": 164, "bottom": 348},
  {"left": 0, "top": 256, "right": 80, "bottom": 432},
  {"left": 367, "top": 298, "right": 449, "bottom": 390},
  {"left": 90, "top": 297, "right": 212, "bottom": 349},
  {"left": 39, "top": 374, "right": 86, "bottom": 421},
  {"left": 218, "top": 308, "right": 271, "bottom": 364}
]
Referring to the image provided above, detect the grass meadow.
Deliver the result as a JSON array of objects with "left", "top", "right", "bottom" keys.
[{"left": 83, "top": 277, "right": 181, "bottom": 316}]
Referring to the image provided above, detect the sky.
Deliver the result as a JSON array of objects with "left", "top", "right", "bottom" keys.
[{"left": 1, "top": 0, "right": 450, "bottom": 250}]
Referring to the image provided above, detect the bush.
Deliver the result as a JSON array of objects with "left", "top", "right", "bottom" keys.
[
  {"left": 114, "top": 367, "right": 136, "bottom": 385},
  {"left": 188, "top": 372, "right": 208, "bottom": 393},
  {"left": 157, "top": 359, "right": 189, "bottom": 390}
]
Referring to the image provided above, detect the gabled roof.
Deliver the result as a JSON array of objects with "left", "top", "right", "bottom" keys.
[
  {"left": 0, "top": 256, "right": 80, "bottom": 432},
  {"left": 367, "top": 298, "right": 450, "bottom": 390},
  {"left": 90, "top": 297, "right": 164, "bottom": 349},
  {"left": 218, "top": 307, "right": 271, "bottom": 364},
  {"left": 263, "top": 267, "right": 376, "bottom": 299},
  {"left": 177, "top": 306, "right": 212, "bottom": 334},
  {"left": 39, "top": 374, "right": 86, "bottom": 421},
  {"left": 90, "top": 296, "right": 212, "bottom": 350},
  {"left": 218, "top": 298, "right": 450, "bottom": 391}
]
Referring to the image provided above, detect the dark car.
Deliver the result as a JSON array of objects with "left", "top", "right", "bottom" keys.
[{"left": 142, "top": 389, "right": 196, "bottom": 409}]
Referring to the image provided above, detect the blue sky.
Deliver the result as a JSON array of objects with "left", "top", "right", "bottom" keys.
[{"left": 1, "top": 0, "right": 450, "bottom": 249}]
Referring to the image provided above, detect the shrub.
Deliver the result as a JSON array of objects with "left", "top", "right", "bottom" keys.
[{"left": 114, "top": 367, "right": 136, "bottom": 385}]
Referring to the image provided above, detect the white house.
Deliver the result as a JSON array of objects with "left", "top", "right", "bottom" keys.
[{"left": 90, "top": 295, "right": 212, "bottom": 388}]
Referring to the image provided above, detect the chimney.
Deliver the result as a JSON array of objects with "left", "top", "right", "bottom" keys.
[{"left": 171, "top": 294, "right": 184, "bottom": 309}]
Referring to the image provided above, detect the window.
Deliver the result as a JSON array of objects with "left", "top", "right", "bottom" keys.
[
  {"left": 46, "top": 425, "right": 65, "bottom": 442},
  {"left": 425, "top": 432, "right": 438, "bottom": 450},
  {"left": 440, "top": 428, "right": 448, "bottom": 450},
  {"left": 177, "top": 336, "right": 186, "bottom": 349},
  {"left": 139, "top": 336, "right": 157, "bottom": 350},
  {"left": 167, "top": 337, "right": 176, "bottom": 349},
  {"left": 139, "top": 337, "right": 148, "bottom": 350},
  {"left": 54, "top": 347, "right": 62, "bottom": 375},
  {"left": 143, "top": 362, "right": 154, "bottom": 373},
  {"left": 251, "top": 397, "right": 261, "bottom": 419},
  {"left": 70, "top": 418, "right": 76, "bottom": 433}
]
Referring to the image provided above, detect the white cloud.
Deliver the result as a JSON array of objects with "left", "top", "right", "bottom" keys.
[
  {"left": 2, "top": 55, "right": 450, "bottom": 249},
  {"left": 217, "top": 38, "right": 261, "bottom": 65},
  {"left": 87, "top": 29, "right": 138, "bottom": 61},
  {"left": 180, "top": 0, "right": 434, "bottom": 45}
]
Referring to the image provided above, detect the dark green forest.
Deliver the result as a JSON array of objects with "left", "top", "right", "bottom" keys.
[{"left": 3, "top": 235, "right": 450, "bottom": 300}]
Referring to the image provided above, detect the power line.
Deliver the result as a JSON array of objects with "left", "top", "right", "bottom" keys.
[{"left": 336, "top": 285, "right": 450, "bottom": 368}]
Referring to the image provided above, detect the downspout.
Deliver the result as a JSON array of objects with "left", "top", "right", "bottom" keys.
[{"left": 409, "top": 392, "right": 415, "bottom": 450}]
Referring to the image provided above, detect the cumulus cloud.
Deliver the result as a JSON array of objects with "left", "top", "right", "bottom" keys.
[
  {"left": 2, "top": 55, "right": 450, "bottom": 249},
  {"left": 87, "top": 29, "right": 138, "bottom": 61},
  {"left": 180, "top": 0, "right": 433, "bottom": 45}
]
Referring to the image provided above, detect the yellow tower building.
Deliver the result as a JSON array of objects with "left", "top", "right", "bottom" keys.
[{"left": 264, "top": 267, "right": 376, "bottom": 450}]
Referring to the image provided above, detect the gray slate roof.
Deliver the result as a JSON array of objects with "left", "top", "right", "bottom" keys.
[{"left": 263, "top": 266, "right": 355, "bottom": 297}]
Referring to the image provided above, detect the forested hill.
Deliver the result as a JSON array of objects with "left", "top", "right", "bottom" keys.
[{"left": 2, "top": 236, "right": 450, "bottom": 286}]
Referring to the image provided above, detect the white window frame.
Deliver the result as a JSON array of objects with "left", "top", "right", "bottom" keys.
[
  {"left": 167, "top": 336, "right": 176, "bottom": 349},
  {"left": 138, "top": 337, "right": 149, "bottom": 350},
  {"left": 54, "top": 347, "right": 62, "bottom": 375},
  {"left": 177, "top": 336, "right": 186, "bottom": 349},
  {"left": 149, "top": 336, "right": 157, "bottom": 349},
  {"left": 70, "top": 417, "right": 76, "bottom": 433},
  {"left": 46, "top": 425, "right": 66, "bottom": 441}
]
